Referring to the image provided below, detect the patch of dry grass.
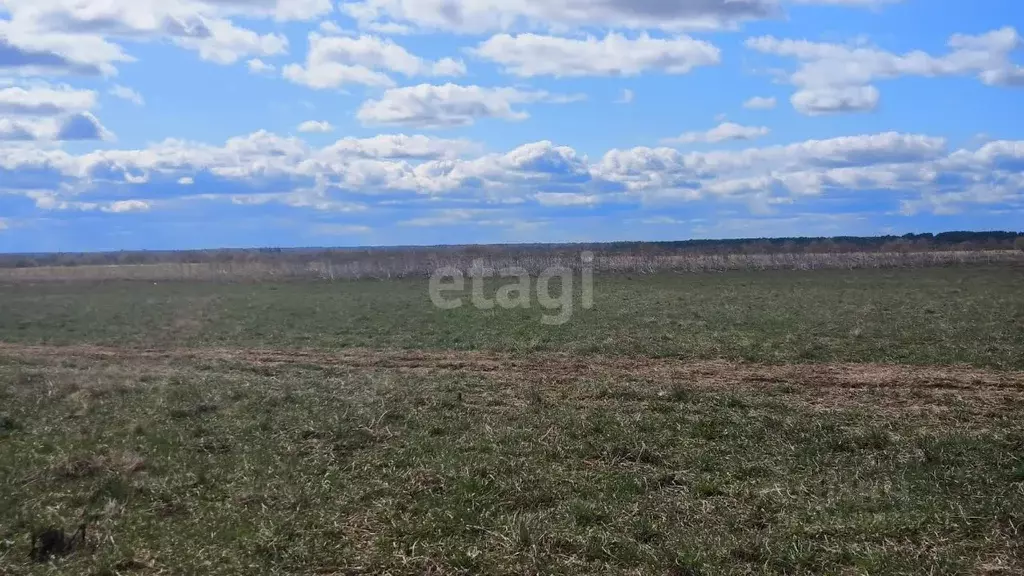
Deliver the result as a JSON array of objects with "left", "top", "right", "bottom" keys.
[
  {"left": 1, "top": 346, "right": 1023, "bottom": 574},
  {"left": 1, "top": 251, "right": 1022, "bottom": 282}
]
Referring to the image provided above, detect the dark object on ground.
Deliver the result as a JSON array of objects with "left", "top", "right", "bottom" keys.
[{"left": 30, "top": 523, "right": 86, "bottom": 562}]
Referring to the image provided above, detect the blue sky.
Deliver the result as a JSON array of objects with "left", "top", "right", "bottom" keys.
[{"left": 1, "top": 0, "right": 1022, "bottom": 252}]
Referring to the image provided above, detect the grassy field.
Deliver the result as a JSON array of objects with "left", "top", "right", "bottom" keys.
[
  {"left": 1, "top": 266, "right": 1023, "bottom": 368},
  {"left": 2, "top": 265, "right": 1024, "bottom": 574}
]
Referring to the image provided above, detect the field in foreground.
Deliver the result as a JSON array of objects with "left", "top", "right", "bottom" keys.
[
  {"left": 1, "top": 344, "right": 1023, "bottom": 574},
  {"left": 1, "top": 266, "right": 1023, "bottom": 574}
]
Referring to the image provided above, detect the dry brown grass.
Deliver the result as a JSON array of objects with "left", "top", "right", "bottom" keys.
[
  {"left": 3, "top": 343, "right": 1023, "bottom": 574},
  {"left": 1, "top": 250, "right": 1021, "bottom": 282},
  {"left": 3, "top": 342, "right": 1022, "bottom": 415}
]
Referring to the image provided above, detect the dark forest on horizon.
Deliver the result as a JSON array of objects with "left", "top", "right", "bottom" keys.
[{"left": 2, "top": 230, "right": 1022, "bottom": 269}]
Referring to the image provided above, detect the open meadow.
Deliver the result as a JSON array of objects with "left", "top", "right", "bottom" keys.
[{"left": 2, "top": 264, "right": 1024, "bottom": 574}]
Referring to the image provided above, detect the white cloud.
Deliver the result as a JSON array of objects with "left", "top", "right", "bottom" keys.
[
  {"left": 356, "top": 83, "right": 582, "bottom": 128},
  {"left": 298, "top": 120, "right": 335, "bottom": 133},
  {"left": 109, "top": 84, "right": 144, "bottom": 106},
  {"left": 103, "top": 199, "right": 151, "bottom": 213},
  {"left": 178, "top": 176, "right": 195, "bottom": 185},
  {"left": 342, "top": 0, "right": 780, "bottom": 34},
  {"left": 616, "top": 89, "right": 634, "bottom": 104},
  {"left": 639, "top": 216, "right": 687, "bottom": 225},
  {"left": 27, "top": 191, "right": 99, "bottom": 212},
  {"left": 747, "top": 27, "right": 1024, "bottom": 114},
  {"left": 662, "top": 122, "right": 770, "bottom": 145},
  {"left": 124, "top": 171, "right": 149, "bottom": 184},
  {"left": 2, "top": 128, "right": 1020, "bottom": 218},
  {"left": 0, "top": 19, "right": 134, "bottom": 76},
  {"left": 0, "top": 118, "right": 40, "bottom": 140},
  {"left": 318, "top": 21, "right": 345, "bottom": 34},
  {"left": 246, "top": 58, "right": 277, "bottom": 74},
  {"left": 788, "top": 0, "right": 904, "bottom": 5},
  {"left": 743, "top": 96, "right": 777, "bottom": 110},
  {"left": 312, "top": 223, "right": 372, "bottom": 235},
  {"left": 0, "top": 85, "right": 96, "bottom": 115},
  {"left": 397, "top": 208, "right": 537, "bottom": 228},
  {"left": 0, "top": 0, "right": 318, "bottom": 76},
  {"left": 214, "top": 0, "right": 333, "bottom": 21},
  {"left": 57, "top": 112, "right": 113, "bottom": 141},
  {"left": 172, "top": 20, "right": 287, "bottom": 64},
  {"left": 0, "top": 112, "right": 112, "bottom": 141},
  {"left": 596, "top": 132, "right": 950, "bottom": 202},
  {"left": 24, "top": 191, "right": 152, "bottom": 213},
  {"left": 535, "top": 192, "right": 602, "bottom": 206},
  {"left": 398, "top": 208, "right": 483, "bottom": 227},
  {"left": 319, "top": 134, "right": 477, "bottom": 160},
  {"left": 283, "top": 60, "right": 394, "bottom": 89},
  {"left": 791, "top": 86, "right": 879, "bottom": 115},
  {"left": 283, "top": 32, "right": 465, "bottom": 89},
  {"left": 471, "top": 33, "right": 720, "bottom": 77}
]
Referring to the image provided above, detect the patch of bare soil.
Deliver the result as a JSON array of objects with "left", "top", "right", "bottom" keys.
[{"left": 2, "top": 341, "right": 1021, "bottom": 395}]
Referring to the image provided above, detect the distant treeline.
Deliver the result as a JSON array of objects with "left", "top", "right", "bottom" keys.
[{"left": 2, "top": 230, "right": 1022, "bottom": 269}]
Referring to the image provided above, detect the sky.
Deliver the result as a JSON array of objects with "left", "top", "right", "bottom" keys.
[{"left": 0, "top": 0, "right": 1023, "bottom": 252}]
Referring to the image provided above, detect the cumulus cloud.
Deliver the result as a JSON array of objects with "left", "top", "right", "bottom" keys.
[
  {"left": 0, "top": 20, "right": 133, "bottom": 76},
  {"left": 471, "top": 33, "right": 720, "bottom": 77},
  {"left": 0, "top": 111, "right": 112, "bottom": 141},
  {"left": 0, "top": 0, "right": 315, "bottom": 76},
  {"left": 535, "top": 192, "right": 602, "bottom": 206},
  {"left": 356, "top": 83, "right": 583, "bottom": 128},
  {"left": 318, "top": 21, "right": 345, "bottom": 34},
  {"left": 595, "top": 132, "right": 951, "bottom": 203},
  {"left": 1, "top": 128, "right": 1021, "bottom": 219},
  {"left": 102, "top": 199, "right": 151, "bottom": 213},
  {"left": 791, "top": 86, "right": 879, "bottom": 115},
  {"left": 246, "top": 58, "right": 276, "bottom": 74},
  {"left": 3, "top": 0, "right": 1020, "bottom": 236},
  {"left": 0, "top": 85, "right": 96, "bottom": 115},
  {"left": 206, "top": 0, "right": 333, "bottom": 21},
  {"left": 747, "top": 27, "right": 1024, "bottom": 114},
  {"left": 283, "top": 32, "right": 465, "bottom": 89},
  {"left": 662, "top": 122, "right": 771, "bottom": 145},
  {"left": 342, "top": 0, "right": 780, "bottom": 34},
  {"left": 172, "top": 20, "right": 287, "bottom": 64},
  {"left": 298, "top": 120, "right": 334, "bottom": 133},
  {"left": 0, "top": 118, "right": 39, "bottom": 140},
  {"left": 24, "top": 191, "right": 151, "bottom": 213},
  {"left": 743, "top": 96, "right": 777, "bottom": 110},
  {"left": 56, "top": 112, "right": 112, "bottom": 141},
  {"left": 109, "top": 84, "right": 144, "bottom": 106},
  {"left": 319, "top": 134, "right": 478, "bottom": 160}
]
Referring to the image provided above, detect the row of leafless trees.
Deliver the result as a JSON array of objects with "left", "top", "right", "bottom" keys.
[
  {"left": 2, "top": 232, "right": 1022, "bottom": 270},
  {"left": 2, "top": 250, "right": 1021, "bottom": 282}
]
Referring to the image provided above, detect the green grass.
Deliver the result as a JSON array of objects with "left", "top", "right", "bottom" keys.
[
  {"left": 1, "top": 351, "right": 1022, "bottom": 574},
  {"left": 1, "top": 265, "right": 1023, "bottom": 574},
  {"left": 1, "top": 265, "right": 1022, "bottom": 368}
]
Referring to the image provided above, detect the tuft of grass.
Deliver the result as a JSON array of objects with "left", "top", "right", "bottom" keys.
[{"left": 52, "top": 451, "right": 146, "bottom": 480}]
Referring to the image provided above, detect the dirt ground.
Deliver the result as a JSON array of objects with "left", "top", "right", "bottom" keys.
[{"left": 3, "top": 342, "right": 1022, "bottom": 415}]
